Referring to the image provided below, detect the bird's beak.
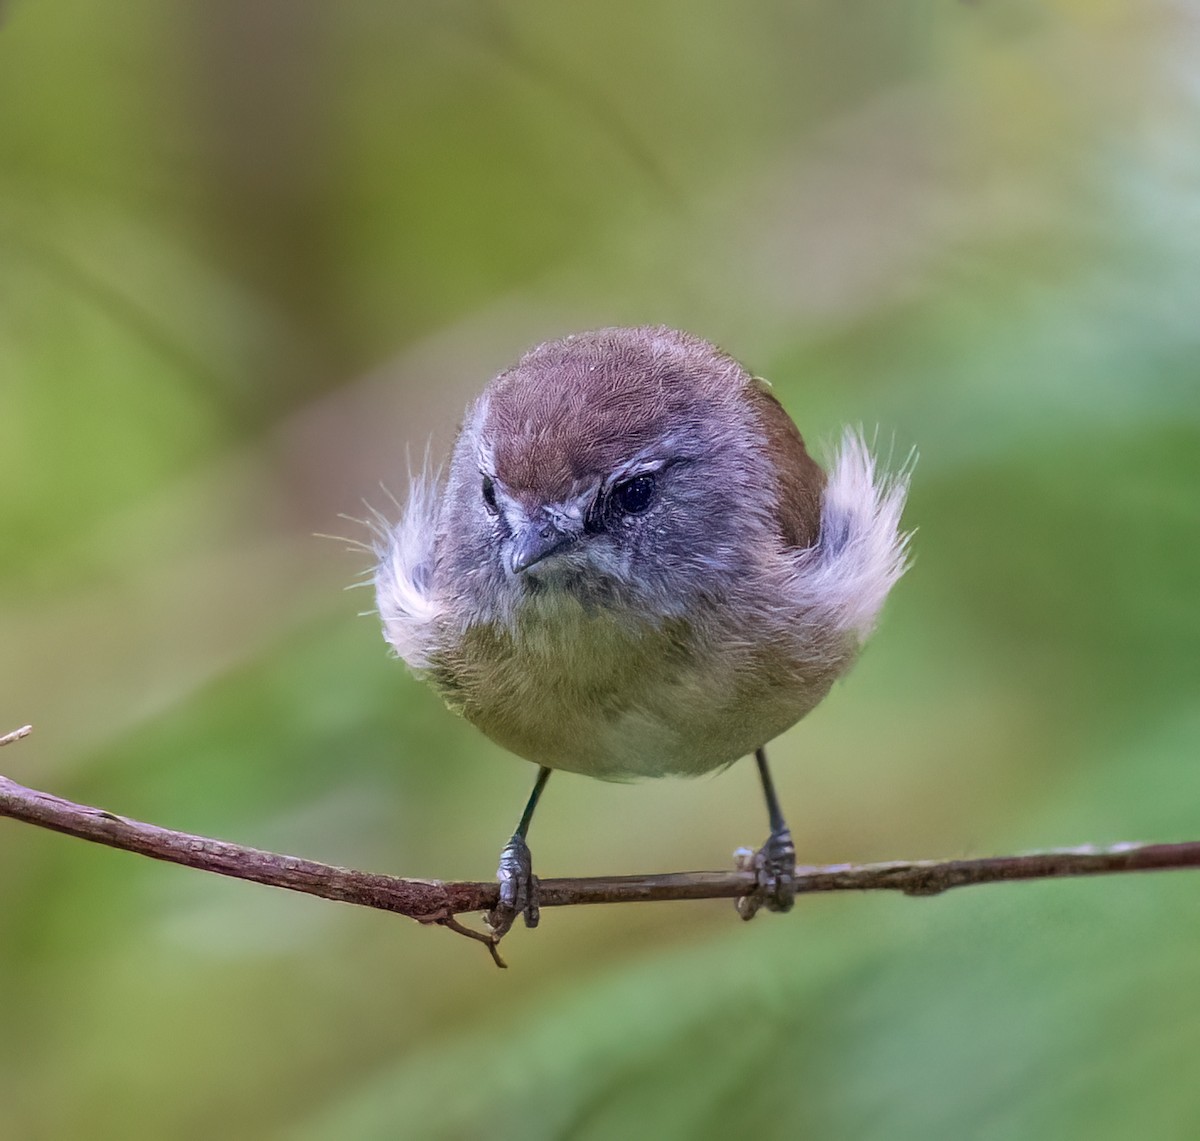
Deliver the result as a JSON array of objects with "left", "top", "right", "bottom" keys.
[{"left": 510, "top": 519, "right": 579, "bottom": 574}]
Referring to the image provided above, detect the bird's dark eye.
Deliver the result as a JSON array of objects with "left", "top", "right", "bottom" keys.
[
  {"left": 481, "top": 476, "right": 499, "bottom": 515},
  {"left": 614, "top": 474, "right": 655, "bottom": 515}
]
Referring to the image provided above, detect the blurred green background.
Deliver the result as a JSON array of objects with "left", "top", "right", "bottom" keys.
[{"left": 2, "top": 1, "right": 1199, "bottom": 1138}]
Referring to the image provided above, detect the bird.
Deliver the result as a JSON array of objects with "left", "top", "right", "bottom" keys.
[{"left": 374, "top": 326, "right": 910, "bottom": 937}]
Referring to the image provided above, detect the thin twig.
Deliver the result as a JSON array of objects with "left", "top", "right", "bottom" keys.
[
  {"left": 438, "top": 914, "right": 508, "bottom": 969},
  {"left": 3, "top": 726, "right": 1200, "bottom": 966}
]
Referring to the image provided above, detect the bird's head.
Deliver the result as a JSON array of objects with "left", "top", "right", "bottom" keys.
[{"left": 438, "top": 326, "right": 824, "bottom": 619}]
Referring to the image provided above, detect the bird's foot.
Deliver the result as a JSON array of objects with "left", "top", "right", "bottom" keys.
[
  {"left": 734, "top": 826, "right": 797, "bottom": 920},
  {"left": 486, "top": 833, "right": 540, "bottom": 939}
]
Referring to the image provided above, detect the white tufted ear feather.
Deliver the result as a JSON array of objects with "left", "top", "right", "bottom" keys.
[
  {"left": 373, "top": 470, "right": 444, "bottom": 670},
  {"left": 794, "top": 430, "right": 912, "bottom": 643}
]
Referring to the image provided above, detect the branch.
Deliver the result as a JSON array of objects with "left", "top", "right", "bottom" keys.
[
  {"left": 4, "top": 725, "right": 1200, "bottom": 967},
  {"left": 0, "top": 725, "right": 32, "bottom": 747}
]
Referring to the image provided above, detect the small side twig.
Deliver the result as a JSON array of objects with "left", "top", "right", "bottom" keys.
[
  {"left": 438, "top": 914, "right": 508, "bottom": 968},
  {"left": 3, "top": 725, "right": 1199, "bottom": 967}
]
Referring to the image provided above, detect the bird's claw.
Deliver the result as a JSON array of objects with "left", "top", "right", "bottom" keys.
[
  {"left": 487, "top": 833, "right": 540, "bottom": 938},
  {"left": 735, "top": 827, "right": 797, "bottom": 920}
]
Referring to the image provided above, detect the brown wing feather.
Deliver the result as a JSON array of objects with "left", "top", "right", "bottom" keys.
[{"left": 746, "top": 380, "right": 825, "bottom": 550}]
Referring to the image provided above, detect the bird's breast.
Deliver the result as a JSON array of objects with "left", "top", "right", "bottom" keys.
[{"left": 429, "top": 589, "right": 834, "bottom": 779}]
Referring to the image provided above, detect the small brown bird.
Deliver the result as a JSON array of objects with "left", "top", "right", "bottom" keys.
[{"left": 375, "top": 326, "right": 910, "bottom": 935}]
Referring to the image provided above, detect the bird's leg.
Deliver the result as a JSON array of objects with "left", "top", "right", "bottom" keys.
[
  {"left": 736, "top": 747, "right": 797, "bottom": 920},
  {"left": 487, "top": 766, "right": 551, "bottom": 939}
]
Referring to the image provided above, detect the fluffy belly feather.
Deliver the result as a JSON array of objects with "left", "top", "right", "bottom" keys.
[{"left": 429, "top": 592, "right": 834, "bottom": 779}]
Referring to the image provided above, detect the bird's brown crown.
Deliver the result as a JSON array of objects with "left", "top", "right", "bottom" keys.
[
  {"left": 482, "top": 326, "right": 747, "bottom": 504},
  {"left": 480, "top": 325, "right": 824, "bottom": 548}
]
